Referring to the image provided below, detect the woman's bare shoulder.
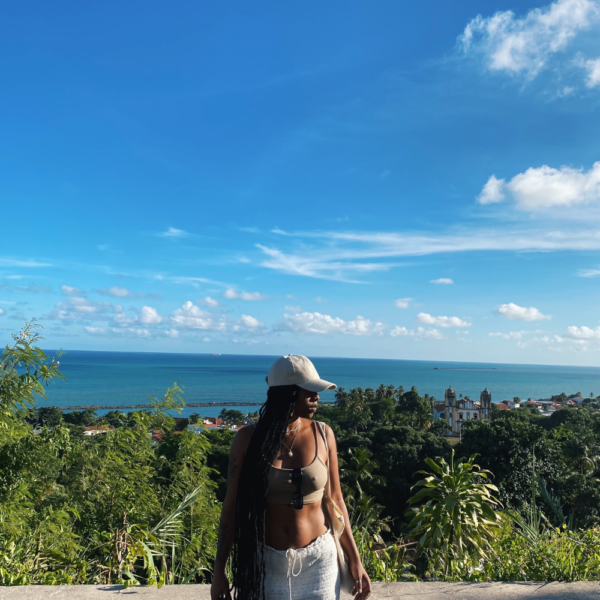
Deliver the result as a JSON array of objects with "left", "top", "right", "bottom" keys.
[{"left": 231, "top": 424, "right": 256, "bottom": 453}]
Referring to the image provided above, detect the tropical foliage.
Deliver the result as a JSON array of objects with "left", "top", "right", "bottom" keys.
[
  {"left": 3, "top": 321, "right": 600, "bottom": 585},
  {"left": 407, "top": 451, "right": 502, "bottom": 576}
]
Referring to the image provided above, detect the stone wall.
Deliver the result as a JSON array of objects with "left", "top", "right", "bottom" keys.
[{"left": 1, "top": 582, "right": 600, "bottom": 599}]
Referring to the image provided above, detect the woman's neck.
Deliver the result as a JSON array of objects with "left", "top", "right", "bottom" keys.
[{"left": 286, "top": 416, "right": 301, "bottom": 432}]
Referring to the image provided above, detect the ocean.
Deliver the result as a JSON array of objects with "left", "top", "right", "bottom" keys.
[{"left": 37, "top": 350, "right": 600, "bottom": 418}]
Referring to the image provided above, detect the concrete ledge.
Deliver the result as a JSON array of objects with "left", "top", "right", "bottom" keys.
[{"left": 1, "top": 582, "right": 600, "bottom": 599}]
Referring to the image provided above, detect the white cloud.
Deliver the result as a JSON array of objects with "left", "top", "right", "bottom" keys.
[
  {"left": 394, "top": 298, "right": 413, "bottom": 309},
  {"left": 159, "top": 227, "right": 190, "bottom": 238},
  {"left": 199, "top": 296, "right": 220, "bottom": 307},
  {"left": 460, "top": 0, "right": 599, "bottom": 79},
  {"left": 164, "top": 328, "right": 179, "bottom": 338},
  {"left": 223, "top": 288, "right": 267, "bottom": 301},
  {"left": 416, "top": 313, "right": 471, "bottom": 328},
  {"left": 46, "top": 297, "right": 130, "bottom": 324},
  {"left": 139, "top": 306, "right": 162, "bottom": 324},
  {"left": 61, "top": 285, "right": 85, "bottom": 296},
  {"left": 390, "top": 326, "right": 444, "bottom": 340},
  {"left": 83, "top": 327, "right": 151, "bottom": 338},
  {"left": 170, "top": 301, "right": 226, "bottom": 331},
  {"left": 0, "top": 307, "right": 4, "bottom": 316},
  {"left": 278, "top": 311, "right": 385, "bottom": 336},
  {"left": 95, "top": 286, "right": 161, "bottom": 299},
  {"left": 97, "top": 286, "right": 131, "bottom": 298},
  {"left": 584, "top": 56, "right": 600, "bottom": 86},
  {"left": 240, "top": 314, "right": 262, "bottom": 329},
  {"left": 495, "top": 303, "right": 551, "bottom": 321},
  {"left": 430, "top": 278, "right": 454, "bottom": 285},
  {"left": 478, "top": 175, "right": 506, "bottom": 204},
  {"left": 565, "top": 325, "right": 600, "bottom": 339},
  {"left": 203, "top": 337, "right": 211, "bottom": 342},
  {"left": 285, "top": 305, "right": 302, "bottom": 312},
  {"left": 84, "top": 326, "right": 107, "bottom": 336},
  {"left": 481, "top": 162, "right": 600, "bottom": 210},
  {"left": 489, "top": 329, "right": 544, "bottom": 339}
]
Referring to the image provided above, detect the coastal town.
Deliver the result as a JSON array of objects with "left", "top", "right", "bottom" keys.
[{"left": 73, "top": 388, "right": 598, "bottom": 441}]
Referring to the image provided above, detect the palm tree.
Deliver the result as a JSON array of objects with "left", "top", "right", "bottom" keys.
[
  {"left": 564, "top": 435, "right": 600, "bottom": 475},
  {"left": 407, "top": 450, "right": 502, "bottom": 575},
  {"left": 334, "top": 387, "right": 350, "bottom": 410},
  {"left": 341, "top": 448, "right": 386, "bottom": 500}
]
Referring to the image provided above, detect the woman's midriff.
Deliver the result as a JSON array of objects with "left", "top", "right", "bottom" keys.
[{"left": 265, "top": 501, "right": 328, "bottom": 550}]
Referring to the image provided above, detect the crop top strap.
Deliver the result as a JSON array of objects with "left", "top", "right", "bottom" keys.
[{"left": 316, "top": 421, "right": 328, "bottom": 461}]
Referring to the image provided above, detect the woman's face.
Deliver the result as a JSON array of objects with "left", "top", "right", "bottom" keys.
[{"left": 293, "top": 388, "right": 320, "bottom": 419}]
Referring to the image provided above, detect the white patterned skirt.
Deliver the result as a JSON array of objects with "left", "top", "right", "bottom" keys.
[{"left": 263, "top": 530, "right": 341, "bottom": 600}]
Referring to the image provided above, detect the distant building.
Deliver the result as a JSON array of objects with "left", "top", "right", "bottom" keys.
[
  {"left": 441, "top": 387, "right": 492, "bottom": 437},
  {"left": 83, "top": 425, "right": 113, "bottom": 436},
  {"left": 502, "top": 400, "right": 520, "bottom": 409},
  {"left": 203, "top": 417, "right": 223, "bottom": 425},
  {"left": 526, "top": 400, "right": 543, "bottom": 411},
  {"left": 433, "top": 402, "right": 446, "bottom": 420}
]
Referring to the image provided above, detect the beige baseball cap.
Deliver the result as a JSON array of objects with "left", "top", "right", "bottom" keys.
[{"left": 267, "top": 354, "right": 336, "bottom": 392}]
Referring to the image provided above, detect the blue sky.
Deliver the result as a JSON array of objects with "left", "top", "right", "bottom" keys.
[{"left": 3, "top": 0, "right": 600, "bottom": 365}]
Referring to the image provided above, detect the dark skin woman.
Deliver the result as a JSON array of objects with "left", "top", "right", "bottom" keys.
[{"left": 211, "top": 387, "right": 372, "bottom": 600}]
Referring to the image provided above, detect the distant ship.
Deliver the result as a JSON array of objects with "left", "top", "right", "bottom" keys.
[{"left": 211, "top": 353, "right": 222, "bottom": 356}]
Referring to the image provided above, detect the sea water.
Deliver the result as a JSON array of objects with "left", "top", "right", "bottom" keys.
[{"left": 38, "top": 350, "right": 600, "bottom": 418}]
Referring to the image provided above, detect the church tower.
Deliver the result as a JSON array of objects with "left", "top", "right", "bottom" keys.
[
  {"left": 444, "top": 386, "right": 456, "bottom": 434},
  {"left": 480, "top": 388, "right": 492, "bottom": 421}
]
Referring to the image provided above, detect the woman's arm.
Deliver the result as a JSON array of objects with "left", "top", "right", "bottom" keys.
[
  {"left": 325, "top": 424, "right": 372, "bottom": 600},
  {"left": 211, "top": 426, "right": 253, "bottom": 600}
]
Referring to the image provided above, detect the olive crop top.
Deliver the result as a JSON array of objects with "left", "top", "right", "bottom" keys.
[{"left": 266, "top": 421, "right": 328, "bottom": 505}]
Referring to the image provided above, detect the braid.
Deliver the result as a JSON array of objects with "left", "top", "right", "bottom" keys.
[{"left": 231, "top": 384, "right": 299, "bottom": 600}]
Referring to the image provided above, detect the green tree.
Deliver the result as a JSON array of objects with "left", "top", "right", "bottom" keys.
[
  {"left": 407, "top": 451, "right": 502, "bottom": 576},
  {"left": 218, "top": 409, "right": 244, "bottom": 426},
  {"left": 34, "top": 406, "right": 64, "bottom": 427}
]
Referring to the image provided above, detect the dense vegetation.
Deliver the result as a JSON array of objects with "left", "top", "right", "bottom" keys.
[{"left": 2, "top": 322, "right": 600, "bottom": 586}]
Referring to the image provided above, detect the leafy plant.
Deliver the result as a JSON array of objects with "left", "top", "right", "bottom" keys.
[{"left": 407, "top": 450, "right": 502, "bottom": 576}]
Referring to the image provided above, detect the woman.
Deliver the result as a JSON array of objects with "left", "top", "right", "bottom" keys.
[{"left": 211, "top": 354, "right": 372, "bottom": 600}]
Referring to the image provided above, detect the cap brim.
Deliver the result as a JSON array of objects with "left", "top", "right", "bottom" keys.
[{"left": 297, "top": 379, "right": 337, "bottom": 392}]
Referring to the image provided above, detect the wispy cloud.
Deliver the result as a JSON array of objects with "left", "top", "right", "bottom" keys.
[
  {"left": 0, "top": 258, "right": 53, "bottom": 268},
  {"left": 489, "top": 329, "right": 544, "bottom": 339},
  {"left": 255, "top": 226, "right": 600, "bottom": 282},
  {"left": 431, "top": 278, "right": 454, "bottom": 285},
  {"left": 578, "top": 266, "right": 600, "bottom": 277},
  {"left": 1, "top": 282, "right": 52, "bottom": 294},
  {"left": 95, "top": 286, "right": 162, "bottom": 299},
  {"left": 257, "top": 243, "right": 394, "bottom": 283},
  {"left": 170, "top": 276, "right": 227, "bottom": 287},
  {"left": 158, "top": 227, "right": 190, "bottom": 238}
]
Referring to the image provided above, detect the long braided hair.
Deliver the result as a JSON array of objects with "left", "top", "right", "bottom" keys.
[{"left": 231, "top": 384, "right": 300, "bottom": 600}]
